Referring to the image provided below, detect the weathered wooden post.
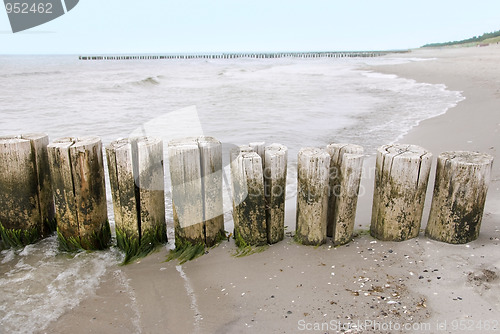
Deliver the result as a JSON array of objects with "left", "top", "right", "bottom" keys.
[
  {"left": 168, "top": 138, "right": 204, "bottom": 247},
  {"left": 0, "top": 133, "right": 54, "bottom": 247},
  {"left": 325, "top": 143, "right": 364, "bottom": 246},
  {"left": 264, "top": 144, "right": 288, "bottom": 244},
  {"left": 425, "top": 151, "right": 494, "bottom": 244},
  {"left": 168, "top": 137, "right": 225, "bottom": 249},
  {"left": 48, "top": 137, "right": 110, "bottom": 251},
  {"left": 250, "top": 141, "right": 265, "bottom": 168},
  {"left": 295, "top": 147, "right": 330, "bottom": 246},
  {"left": 198, "top": 137, "right": 225, "bottom": 246},
  {"left": 106, "top": 137, "right": 167, "bottom": 262},
  {"left": 370, "top": 144, "right": 432, "bottom": 241},
  {"left": 230, "top": 148, "right": 267, "bottom": 246}
]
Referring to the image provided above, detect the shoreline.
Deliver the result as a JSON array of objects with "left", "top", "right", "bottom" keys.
[{"left": 41, "top": 46, "right": 500, "bottom": 333}]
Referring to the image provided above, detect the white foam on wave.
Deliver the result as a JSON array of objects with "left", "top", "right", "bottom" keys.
[{"left": 0, "top": 237, "right": 120, "bottom": 334}]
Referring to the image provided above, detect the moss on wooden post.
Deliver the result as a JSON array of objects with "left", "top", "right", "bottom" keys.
[
  {"left": 230, "top": 148, "right": 267, "bottom": 246},
  {"left": 0, "top": 134, "right": 54, "bottom": 247},
  {"left": 295, "top": 147, "right": 330, "bottom": 246},
  {"left": 326, "top": 143, "right": 364, "bottom": 246},
  {"left": 48, "top": 137, "right": 110, "bottom": 251},
  {"left": 425, "top": 151, "right": 494, "bottom": 244},
  {"left": 264, "top": 143, "right": 288, "bottom": 244},
  {"left": 370, "top": 144, "right": 432, "bottom": 241}
]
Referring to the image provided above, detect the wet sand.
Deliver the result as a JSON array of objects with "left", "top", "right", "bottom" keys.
[{"left": 42, "top": 45, "right": 500, "bottom": 333}]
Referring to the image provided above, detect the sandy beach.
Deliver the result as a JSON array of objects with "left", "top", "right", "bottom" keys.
[{"left": 41, "top": 46, "right": 500, "bottom": 334}]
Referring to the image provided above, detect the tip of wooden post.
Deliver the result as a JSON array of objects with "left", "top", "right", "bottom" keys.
[{"left": 439, "top": 151, "right": 494, "bottom": 165}]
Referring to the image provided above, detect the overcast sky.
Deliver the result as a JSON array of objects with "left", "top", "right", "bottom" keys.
[{"left": 1, "top": 0, "right": 499, "bottom": 54}]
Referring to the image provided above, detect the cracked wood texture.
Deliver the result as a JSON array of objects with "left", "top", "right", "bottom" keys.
[
  {"left": 295, "top": 147, "right": 330, "bottom": 246},
  {"left": 370, "top": 144, "right": 432, "bottom": 241},
  {"left": 0, "top": 135, "right": 42, "bottom": 236},
  {"left": 426, "top": 151, "right": 494, "bottom": 244},
  {"left": 198, "top": 136, "right": 224, "bottom": 247},
  {"left": 48, "top": 136, "right": 109, "bottom": 250},
  {"left": 107, "top": 137, "right": 167, "bottom": 246},
  {"left": 230, "top": 148, "right": 267, "bottom": 246},
  {"left": 168, "top": 138, "right": 204, "bottom": 246},
  {"left": 326, "top": 143, "right": 364, "bottom": 246},
  {"left": 264, "top": 143, "right": 288, "bottom": 244}
]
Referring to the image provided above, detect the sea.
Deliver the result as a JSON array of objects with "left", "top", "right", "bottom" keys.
[{"left": 0, "top": 54, "right": 463, "bottom": 333}]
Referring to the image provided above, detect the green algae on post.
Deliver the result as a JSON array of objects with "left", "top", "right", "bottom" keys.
[
  {"left": 232, "top": 231, "right": 268, "bottom": 257},
  {"left": 57, "top": 221, "right": 111, "bottom": 252},
  {"left": 165, "top": 241, "right": 206, "bottom": 264},
  {"left": 0, "top": 223, "right": 40, "bottom": 248}
]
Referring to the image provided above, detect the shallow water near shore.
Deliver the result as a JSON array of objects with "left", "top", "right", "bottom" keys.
[{"left": 0, "top": 55, "right": 463, "bottom": 333}]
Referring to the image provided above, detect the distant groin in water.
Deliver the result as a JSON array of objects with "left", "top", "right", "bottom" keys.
[{"left": 78, "top": 51, "right": 409, "bottom": 61}]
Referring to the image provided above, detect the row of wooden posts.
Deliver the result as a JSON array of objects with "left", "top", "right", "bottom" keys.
[
  {"left": 0, "top": 134, "right": 494, "bottom": 259},
  {"left": 77, "top": 51, "right": 406, "bottom": 61}
]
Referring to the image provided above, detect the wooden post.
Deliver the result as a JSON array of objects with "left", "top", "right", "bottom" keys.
[
  {"left": 48, "top": 137, "right": 110, "bottom": 251},
  {"left": 425, "top": 151, "right": 494, "bottom": 244},
  {"left": 136, "top": 137, "right": 167, "bottom": 247},
  {"left": 295, "top": 147, "right": 330, "bottom": 246},
  {"left": 168, "top": 138, "right": 204, "bottom": 246},
  {"left": 106, "top": 138, "right": 140, "bottom": 249},
  {"left": 22, "top": 133, "right": 55, "bottom": 236},
  {"left": 325, "top": 143, "right": 364, "bottom": 245},
  {"left": 0, "top": 135, "right": 43, "bottom": 247},
  {"left": 264, "top": 143, "right": 288, "bottom": 244},
  {"left": 106, "top": 137, "right": 167, "bottom": 261},
  {"left": 198, "top": 137, "right": 225, "bottom": 247},
  {"left": 370, "top": 144, "right": 432, "bottom": 241},
  {"left": 250, "top": 141, "right": 265, "bottom": 168},
  {"left": 230, "top": 149, "right": 267, "bottom": 246}
]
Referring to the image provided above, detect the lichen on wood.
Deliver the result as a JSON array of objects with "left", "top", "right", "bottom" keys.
[
  {"left": 370, "top": 144, "right": 432, "bottom": 241},
  {"left": 325, "top": 143, "right": 364, "bottom": 246},
  {"left": 295, "top": 147, "right": 330, "bottom": 246},
  {"left": 425, "top": 151, "right": 494, "bottom": 244}
]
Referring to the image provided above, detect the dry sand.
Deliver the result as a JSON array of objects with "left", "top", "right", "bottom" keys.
[{"left": 42, "top": 45, "right": 500, "bottom": 334}]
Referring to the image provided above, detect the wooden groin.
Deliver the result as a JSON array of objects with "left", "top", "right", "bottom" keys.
[
  {"left": 1, "top": 134, "right": 495, "bottom": 258},
  {"left": 77, "top": 50, "right": 409, "bottom": 61}
]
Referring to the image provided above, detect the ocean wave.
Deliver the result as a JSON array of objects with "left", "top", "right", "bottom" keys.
[
  {"left": 0, "top": 71, "right": 62, "bottom": 78},
  {"left": 0, "top": 237, "right": 120, "bottom": 334}
]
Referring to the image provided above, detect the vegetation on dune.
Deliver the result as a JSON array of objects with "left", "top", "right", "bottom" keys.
[{"left": 422, "top": 30, "right": 500, "bottom": 48}]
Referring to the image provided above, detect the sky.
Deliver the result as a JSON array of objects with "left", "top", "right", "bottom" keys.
[{"left": 0, "top": 0, "right": 499, "bottom": 54}]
